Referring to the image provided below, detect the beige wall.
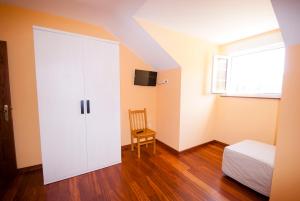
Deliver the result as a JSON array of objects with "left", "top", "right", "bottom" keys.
[
  {"left": 137, "top": 18, "right": 218, "bottom": 151},
  {"left": 156, "top": 68, "right": 181, "bottom": 150},
  {"left": 1, "top": 3, "right": 283, "bottom": 169},
  {"left": 212, "top": 30, "right": 282, "bottom": 145},
  {"left": 178, "top": 42, "right": 217, "bottom": 150},
  {"left": 120, "top": 47, "right": 157, "bottom": 146},
  {"left": 219, "top": 29, "right": 283, "bottom": 53},
  {"left": 0, "top": 4, "right": 156, "bottom": 168},
  {"left": 137, "top": 18, "right": 280, "bottom": 150},
  {"left": 270, "top": 45, "right": 300, "bottom": 200},
  {"left": 270, "top": 1, "right": 300, "bottom": 199},
  {"left": 213, "top": 96, "right": 279, "bottom": 144}
]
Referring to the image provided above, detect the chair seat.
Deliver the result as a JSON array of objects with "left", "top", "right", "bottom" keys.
[{"left": 132, "top": 128, "right": 156, "bottom": 138}]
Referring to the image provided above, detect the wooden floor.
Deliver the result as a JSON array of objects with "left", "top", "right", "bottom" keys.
[{"left": 2, "top": 141, "right": 269, "bottom": 201}]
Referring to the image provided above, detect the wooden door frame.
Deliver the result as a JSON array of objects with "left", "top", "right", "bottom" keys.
[{"left": 0, "top": 40, "right": 17, "bottom": 197}]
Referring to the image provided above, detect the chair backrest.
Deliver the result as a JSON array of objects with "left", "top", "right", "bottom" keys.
[{"left": 128, "top": 108, "right": 147, "bottom": 132}]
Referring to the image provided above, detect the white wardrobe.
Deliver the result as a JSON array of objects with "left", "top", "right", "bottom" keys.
[{"left": 33, "top": 26, "right": 121, "bottom": 184}]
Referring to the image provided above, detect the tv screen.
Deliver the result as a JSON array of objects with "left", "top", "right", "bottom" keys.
[{"left": 134, "top": 69, "right": 157, "bottom": 86}]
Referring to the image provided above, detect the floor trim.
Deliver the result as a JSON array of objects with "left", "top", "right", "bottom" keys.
[
  {"left": 179, "top": 140, "right": 229, "bottom": 153},
  {"left": 20, "top": 140, "right": 228, "bottom": 173},
  {"left": 121, "top": 144, "right": 132, "bottom": 151},
  {"left": 180, "top": 141, "right": 214, "bottom": 153},
  {"left": 212, "top": 140, "right": 229, "bottom": 147},
  {"left": 121, "top": 140, "right": 179, "bottom": 154},
  {"left": 123, "top": 139, "right": 229, "bottom": 155},
  {"left": 156, "top": 140, "right": 179, "bottom": 154},
  {"left": 18, "top": 164, "right": 42, "bottom": 174}
]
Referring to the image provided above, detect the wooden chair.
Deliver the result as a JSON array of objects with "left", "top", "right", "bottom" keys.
[{"left": 128, "top": 108, "right": 156, "bottom": 158}]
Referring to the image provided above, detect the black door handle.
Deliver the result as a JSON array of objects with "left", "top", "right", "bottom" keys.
[
  {"left": 86, "top": 100, "right": 90, "bottom": 114},
  {"left": 80, "top": 100, "right": 84, "bottom": 114}
]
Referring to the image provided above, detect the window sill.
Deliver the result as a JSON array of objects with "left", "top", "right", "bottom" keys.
[{"left": 219, "top": 94, "right": 281, "bottom": 99}]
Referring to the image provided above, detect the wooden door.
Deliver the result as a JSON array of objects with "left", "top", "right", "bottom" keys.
[
  {"left": 33, "top": 28, "right": 88, "bottom": 184},
  {"left": 0, "top": 41, "right": 17, "bottom": 195},
  {"left": 83, "top": 38, "right": 121, "bottom": 171}
]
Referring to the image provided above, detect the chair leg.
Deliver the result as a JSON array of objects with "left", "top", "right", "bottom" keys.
[
  {"left": 137, "top": 138, "right": 141, "bottom": 159},
  {"left": 146, "top": 137, "right": 148, "bottom": 148},
  {"left": 153, "top": 137, "right": 156, "bottom": 154},
  {"left": 131, "top": 135, "right": 134, "bottom": 151}
]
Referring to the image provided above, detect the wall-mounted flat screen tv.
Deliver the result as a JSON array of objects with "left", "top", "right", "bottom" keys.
[{"left": 134, "top": 69, "right": 157, "bottom": 86}]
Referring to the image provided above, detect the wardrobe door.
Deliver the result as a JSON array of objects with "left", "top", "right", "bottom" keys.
[
  {"left": 83, "top": 38, "right": 121, "bottom": 171},
  {"left": 34, "top": 29, "right": 87, "bottom": 184}
]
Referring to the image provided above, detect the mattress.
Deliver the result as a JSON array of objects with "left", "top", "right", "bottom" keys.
[{"left": 222, "top": 140, "right": 276, "bottom": 196}]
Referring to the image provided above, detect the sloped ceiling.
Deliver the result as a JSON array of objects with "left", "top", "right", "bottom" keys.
[
  {"left": 135, "top": 0, "right": 279, "bottom": 44},
  {"left": 271, "top": 0, "right": 300, "bottom": 46},
  {"left": 1, "top": 0, "right": 280, "bottom": 68},
  {"left": 0, "top": 0, "right": 179, "bottom": 69}
]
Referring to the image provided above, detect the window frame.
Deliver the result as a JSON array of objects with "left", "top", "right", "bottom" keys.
[
  {"left": 211, "top": 55, "right": 229, "bottom": 94},
  {"left": 211, "top": 43, "right": 285, "bottom": 99}
]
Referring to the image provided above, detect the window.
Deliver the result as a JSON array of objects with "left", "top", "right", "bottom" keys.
[
  {"left": 211, "top": 56, "right": 227, "bottom": 93},
  {"left": 211, "top": 44, "right": 285, "bottom": 98}
]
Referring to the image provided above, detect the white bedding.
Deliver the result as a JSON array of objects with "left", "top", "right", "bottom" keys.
[{"left": 222, "top": 140, "right": 276, "bottom": 196}]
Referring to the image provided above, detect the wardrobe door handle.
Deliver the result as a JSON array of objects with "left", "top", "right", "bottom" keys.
[
  {"left": 80, "top": 100, "right": 84, "bottom": 114},
  {"left": 86, "top": 100, "right": 90, "bottom": 114}
]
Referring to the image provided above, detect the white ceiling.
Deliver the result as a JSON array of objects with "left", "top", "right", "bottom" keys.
[
  {"left": 0, "top": 0, "right": 280, "bottom": 68},
  {"left": 0, "top": 0, "right": 179, "bottom": 69},
  {"left": 135, "top": 0, "right": 279, "bottom": 44}
]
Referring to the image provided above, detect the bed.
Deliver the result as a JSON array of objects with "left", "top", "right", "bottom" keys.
[{"left": 222, "top": 140, "right": 276, "bottom": 197}]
